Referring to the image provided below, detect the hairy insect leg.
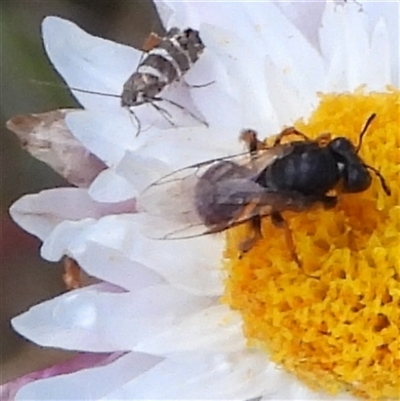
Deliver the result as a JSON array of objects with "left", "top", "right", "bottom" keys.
[
  {"left": 184, "top": 80, "right": 215, "bottom": 89},
  {"left": 150, "top": 101, "right": 177, "bottom": 127},
  {"left": 274, "top": 127, "right": 311, "bottom": 146},
  {"left": 320, "top": 194, "right": 338, "bottom": 209},
  {"left": 240, "top": 129, "right": 265, "bottom": 153},
  {"left": 63, "top": 257, "right": 82, "bottom": 290},
  {"left": 239, "top": 215, "right": 262, "bottom": 255},
  {"left": 315, "top": 133, "right": 331, "bottom": 147},
  {"left": 270, "top": 211, "right": 301, "bottom": 266},
  {"left": 127, "top": 108, "right": 142, "bottom": 136},
  {"left": 152, "top": 97, "right": 209, "bottom": 127},
  {"left": 229, "top": 197, "right": 264, "bottom": 256}
]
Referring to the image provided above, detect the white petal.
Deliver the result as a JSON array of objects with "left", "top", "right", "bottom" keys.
[
  {"left": 9, "top": 189, "right": 99, "bottom": 240},
  {"left": 155, "top": 1, "right": 211, "bottom": 30},
  {"left": 119, "top": 125, "right": 241, "bottom": 175},
  {"left": 114, "top": 151, "right": 170, "bottom": 194},
  {"left": 57, "top": 214, "right": 223, "bottom": 296},
  {"left": 70, "top": 240, "right": 165, "bottom": 292},
  {"left": 320, "top": 1, "right": 372, "bottom": 91},
  {"left": 264, "top": 55, "right": 316, "bottom": 127},
  {"left": 274, "top": 1, "right": 325, "bottom": 48},
  {"left": 244, "top": 3, "right": 325, "bottom": 102},
  {"left": 201, "top": 24, "right": 273, "bottom": 130},
  {"left": 12, "top": 284, "right": 213, "bottom": 352},
  {"left": 127, "top": 229, "right": 225, "bottom": 296},
  {"left": 15, "top": 353, "right": 162, "bottom": 401},
  {"left": 42, "top": 16, "right": 139, "bottom": 110},
  {"left": 367, "top": 18, "right": 391, "bottom": 90},
  {"left": 88, "top": 168, "right": 136, "bottom": 203},
  {"left": 41, "top": 219, "right": 96, "bottom": 261},
  {"left": 184, "top": 50, "right": 241, "bottom": 130},
  {"left": 9, "top": 188, "right": 134, "bottom": 241},
  {"left": 262, "top": 368, "right": 356, "bottom": 400},
  {"left": 102, "top": 351, "right": 275, "bottom": 400},
  {"left": 135, "top": 305, "right": 246, "bottom": 355},
  {"left": 65, "top": 109, "right": 139, "bottom": 166},
  {"left": 361, "top": 0, "right": 399, "bottom": 86}
]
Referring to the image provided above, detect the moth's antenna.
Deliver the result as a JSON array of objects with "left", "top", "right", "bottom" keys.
[{"left": 31, "top": 79, "right": 121, "bottom": 99}]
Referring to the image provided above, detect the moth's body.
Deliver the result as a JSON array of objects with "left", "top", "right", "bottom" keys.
[{"left": 121, "top": 28, "right": 205, "bottom": 108}]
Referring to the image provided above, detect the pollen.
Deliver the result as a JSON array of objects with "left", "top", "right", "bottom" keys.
[{"left": 223, "top": 90, "right": 400, "bottom": 399}]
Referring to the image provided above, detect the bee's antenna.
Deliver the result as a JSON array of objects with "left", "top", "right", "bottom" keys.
[
  {"left": 356, "top": 113, "right": 376, "bottom": 153},
  {"left": 31, "top": 79, "right": 121, "bottom": 99},
  {"left": 364, "top": 164, "right": 391, "bottom": 196}
]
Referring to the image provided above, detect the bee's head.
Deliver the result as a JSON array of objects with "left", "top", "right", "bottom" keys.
[{"left": 329, "top": 137, "right": 372, "bottom": 193}]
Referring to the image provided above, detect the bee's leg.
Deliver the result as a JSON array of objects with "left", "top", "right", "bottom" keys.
[
  {"left": 315, "top": 133, "right": 331, "bottom": 147},
  {"left": 239, "top": 215, "right": 262, "bottom": 255},
  {"left": 240, "top": 129, "right": 265, "bottom": 153},
  {"left": 274, "top": 127, "right": 310, "bottom": 146},
  {"left": 270, "top": 211, "right": 301, "bottom": 266},
  {"left": 320, "top": 194, "right": 338, "bottom": 209},
  {"left": 63, "top": 257, "right": 82, "bottom": 290}
]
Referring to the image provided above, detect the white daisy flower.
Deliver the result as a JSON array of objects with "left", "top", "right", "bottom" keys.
[{"left": 6, "top": 1, "right": 399, "bottom": 400}]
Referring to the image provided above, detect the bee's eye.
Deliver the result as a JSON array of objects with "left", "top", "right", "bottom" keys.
[
  {"left": 342, "top": 164, "right": 371, "bottom": 193},
  {"left": 329, "top": 137, "right": 355, "bottom": 154}
]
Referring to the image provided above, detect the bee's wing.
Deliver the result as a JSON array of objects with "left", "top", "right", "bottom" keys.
[
  {"left": 137, "top": 163, "right": 205, "bottom": 239},
  {"left": 137, "top": 145, "right": 294, "bottom": 240}
]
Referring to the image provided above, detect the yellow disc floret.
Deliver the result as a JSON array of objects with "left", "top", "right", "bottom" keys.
[{"left": 224, "top": 90, "right": 400, "bottom": 400}]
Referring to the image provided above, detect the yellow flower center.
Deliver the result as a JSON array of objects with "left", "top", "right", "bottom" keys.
[{"left": 223, "top": 90, "right": 400, "bottom": 399}]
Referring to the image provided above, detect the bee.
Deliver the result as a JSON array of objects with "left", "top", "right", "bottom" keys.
[{"left": 138, "top": 114, "right": 390, "bottom": 265}]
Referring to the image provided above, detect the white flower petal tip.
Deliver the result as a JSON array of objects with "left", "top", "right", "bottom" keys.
[
  {"left": 135, "top": 305, "right": 247, "bottom": 355},
  {"left": 101, "top": 351, "right": 286, "bottom": 400},
  {"left": 0, "top": 352, "right": 122, "bottom": 401},
  {"left": 88, "top": 168, "right": 137, "bottom": 203},
  {"left": 41, "top": 16, "right": 139, "bottom": 110},
  {"left": 11, "top": 284, "right": 117, "bottom": 352},
  {"left": 14, "top": 353, "right": 162, "bottom": 401},
  {"left": 113, "top": 152, "right": 170, "bottom": 194},
  {"left": 9, "top": 188, "right": 135, "bottom": 244},
  {"left": 69, "top": 240, "right": 166, "bottom": 292},
  {"left": 6, "top": 109, "right": 106, "bottom": 187},
  {"left": 40, "top": 219, "right": 95, "bottom": 262},
  {"left": 321, "top": 0, "right": 395, "bottom": 92},
  {"left": 65, "top": 110, "right": 138, "bottom": 166},
  {"left": 11, "top": 284, "right": 213, "bottom": 353}
]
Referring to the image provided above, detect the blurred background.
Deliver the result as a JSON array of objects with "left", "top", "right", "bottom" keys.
[{"left": 1, "top": 0, "right": 162, "bottom": 384}]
